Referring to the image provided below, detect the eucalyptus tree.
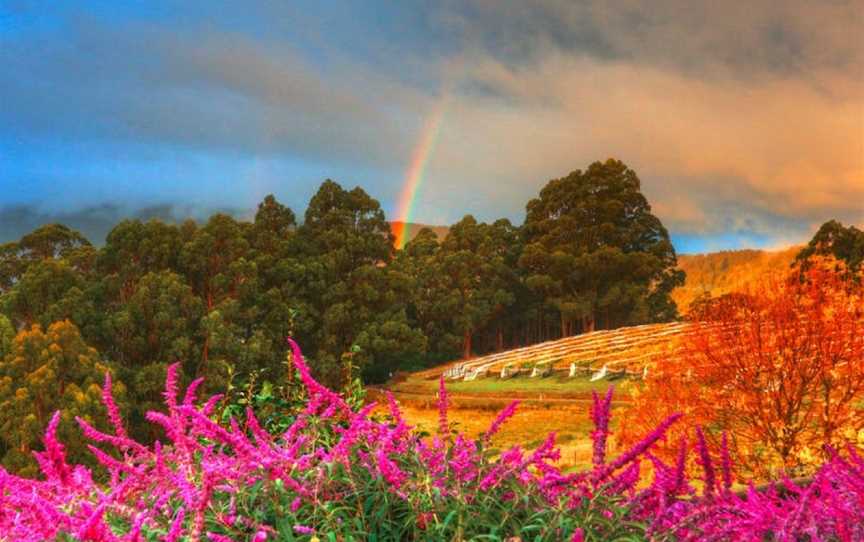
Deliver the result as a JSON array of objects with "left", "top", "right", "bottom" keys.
[{"left": 520, "top": 159, "right": 683, "bottom": 335}]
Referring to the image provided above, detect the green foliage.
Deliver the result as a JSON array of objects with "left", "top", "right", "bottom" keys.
[
  {"left": 2, "top": 259, "right": 85, "bottom": 327},
  {"left": 98, "top": 218, "right": 185, "bottom": 284},
  {"left": 17, "top": 223, "right": 91, "bottom": 260},
  {"left": 297, "top": 180, "right": 426, "bottom": 387},
  {"left": 0, "top": 314, "right": 13, "bottom": 358},
  {"left": 108, "top": 270, "right": 204, "bottom": 368},
  {"left": 408, "top": 216, "right": 520, "bottom": 358},
  {"left": 796, "top": 219, "right": 864, "bottom": 278},
  {"left": 520, "top": 159, "right": 683, "bottom": 333}
]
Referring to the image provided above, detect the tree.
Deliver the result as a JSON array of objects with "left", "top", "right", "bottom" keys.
[
  {"left": 520, "top": 159, "right": 683, "bottom": 335},
  {"left": 416, "top": 216, "right": 519, "bottom": 359},
  {"left": 0, "top": 314, "right": 13, "bottom": 358},
  {"left": 107, "top": 270, "right": 203, "bottom": 369},
  {"left": 98, "top": 219, "right": 185, "bottom": 300},
  {"left": 297, "top": 180, "right": 422, "bottom": 386},
  {"left": 225, "top": 194, "right": 302, "bottom": 379},
  {"left": 299, "top": 179, "right": 393, "bottom": 270},
  {"left": 0, "top": 320, "right": 120, "bottom": 476},
  {"left": 181, "top": 214, "right": 251, "bottom": 312},
  {"left": 1, "top": 259, "right": 84, "bottom": 327},
  {"left": 0, "top": 224, "right": 91, "bottom": 296},
  {"left": 249, "top": 194, "right": 296, "bottom": 256},
  {"left": 178, "top": 214, "right": 257, "bottom": 378},
  {"left": 103, "top": 270, "right": 204, "bottom": 440},
  {"left": 0, "top": 242, "right": 23, "bottom": 293},
  {"left": 622, "top": 265, "right": 864, "bottom": 479},
  {"left": 796, "top": 220, "right": 864, "bottom": 278},
  {"left": 17, "top": 223, "right": 91, "bottom": 262}
]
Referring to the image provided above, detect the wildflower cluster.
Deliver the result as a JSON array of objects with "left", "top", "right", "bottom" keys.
[{"left": 0, "top": 340, "right": 861, "bottom": 541}]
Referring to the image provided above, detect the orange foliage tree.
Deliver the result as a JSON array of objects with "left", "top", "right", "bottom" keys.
[{"left": 622, "top": 265, "right": 864, "bottom": 479}]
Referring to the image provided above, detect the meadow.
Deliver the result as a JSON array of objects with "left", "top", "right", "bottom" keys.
[{"left": 378, "top": 373, "right": 620, "bottom": 472}]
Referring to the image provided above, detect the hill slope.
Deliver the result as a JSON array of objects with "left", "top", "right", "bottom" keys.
[{"left": 672, "top": 246, "right": 800, "bottom": 312}]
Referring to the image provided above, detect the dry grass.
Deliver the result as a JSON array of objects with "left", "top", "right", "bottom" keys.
[
  {"left": 377, "top": 400, "right": 626, "bottom": 472},
  {"left": 378, "top": 364, "right": 634, "bottom": 472}
]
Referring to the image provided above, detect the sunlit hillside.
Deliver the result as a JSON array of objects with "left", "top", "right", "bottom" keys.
[{"left": 671, "top": 246, "right": 800, "bottom": 313}]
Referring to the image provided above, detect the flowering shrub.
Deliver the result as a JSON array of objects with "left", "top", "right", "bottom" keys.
[
  {"left": 624, "top": 266, "right": 864, "bottom": 479},
  {"left": 0, "top": 340, "right": 862, "bottom": 541}
]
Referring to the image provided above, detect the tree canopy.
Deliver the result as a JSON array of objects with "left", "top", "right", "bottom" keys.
[
  {"left": 796, "top": 219, "right": 864, "bottom": 278},
  {"left": 520, "top": 159, "right": 683, "bottom": 335}
]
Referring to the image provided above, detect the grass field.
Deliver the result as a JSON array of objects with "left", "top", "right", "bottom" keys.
[
  {"left": 390, "top": 373, "right": 619, "bottom": 397},
  {"left": 380, "top": 371, "right": 632, "bottom": 471},
  {"left": 379, "top": 401, "right": 625, "bottom": 471}
]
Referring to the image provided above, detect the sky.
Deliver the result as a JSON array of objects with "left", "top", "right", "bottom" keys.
[{"left": 0, "top": 1, "right": 862, "bottom": 253}]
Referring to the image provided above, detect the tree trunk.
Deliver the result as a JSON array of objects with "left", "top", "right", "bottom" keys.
[{"left": 463, "top": 330, "right": 472, "bottom": 359}]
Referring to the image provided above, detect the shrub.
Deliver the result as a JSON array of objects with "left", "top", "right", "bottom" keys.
[
  {"left": 0, "top": 340, "right": 861, "bottom": 541},
  {"left": 623, "top": 266, "right": 864, "bottom": 478}
]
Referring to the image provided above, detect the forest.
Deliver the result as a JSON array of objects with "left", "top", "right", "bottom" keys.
[{"left": 0, "top": 159, "right": 691, "bottom": 473}]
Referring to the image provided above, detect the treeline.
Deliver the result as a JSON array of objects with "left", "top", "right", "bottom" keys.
[{"left": 0, "top": 158, "right": 686, "bottom": 472}]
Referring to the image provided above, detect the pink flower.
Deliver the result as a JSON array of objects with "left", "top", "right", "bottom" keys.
[
  {"left": 484, "top": 400, "right": 519, "bottom": 443},
  {"left": 437, "top": 376, "right": 449, "bottom": 439}
]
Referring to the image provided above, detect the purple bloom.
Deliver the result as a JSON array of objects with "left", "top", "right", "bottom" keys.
[
  {"left": 437, "top": 376, "right": 449, "bottom": 439},
  {"left": 590, "top": 387, "right": 614, "bottom": 468},
  {"left": 484, "top": 400, "right": 519, "bottom": 443},
  {"left": 695, "top": 426, "right": 716, "bottom": 497}
]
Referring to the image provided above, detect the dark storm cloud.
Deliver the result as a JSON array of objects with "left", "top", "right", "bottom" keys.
[
  {"left": 443, "top": 0, "right": 863, "bottom": 79},
  {"left": 0, "top": 203, "right": 247, "bottom": 245}
]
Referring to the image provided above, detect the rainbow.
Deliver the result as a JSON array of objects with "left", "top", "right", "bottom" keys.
[{"left": 393, "top": 98, "right": 447, "bottom": 250}]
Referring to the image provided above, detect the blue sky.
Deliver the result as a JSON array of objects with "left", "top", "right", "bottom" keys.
[{"left": 1, "top": 1, "right": 862, "bottom": 252}]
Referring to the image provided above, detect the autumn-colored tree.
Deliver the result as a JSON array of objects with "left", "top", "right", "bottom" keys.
[
  {"left": 622, "top": 265, "right": 864, "bottom": 479},
  {"left": 0, "top": 320, "right": 122, "bottom": 476}
]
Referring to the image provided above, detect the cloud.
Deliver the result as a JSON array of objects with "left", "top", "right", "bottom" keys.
[
  {"left": 0, "top": 17, "right": 421, "bottom": 166},
  {"left": 422, "top": 50, "right": 864, "bottom": 237},
  {"left": 442, "top": 0, "right": 864, "bottom": 79},
  {"left": 0, "top": 203, "right": 247, "bottom": 245},
  {"left": 0, "top": 1, "right": 861, "bottom": 251}
]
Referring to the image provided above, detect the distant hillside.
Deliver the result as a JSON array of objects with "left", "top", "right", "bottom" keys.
[
  {"left": 389, "top": 222, "right": 449, "bottom": 245},
  {"left": 672, "top": 246, "right": 801, "bottom": 313}
]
